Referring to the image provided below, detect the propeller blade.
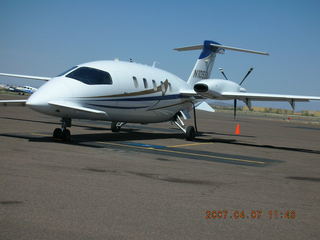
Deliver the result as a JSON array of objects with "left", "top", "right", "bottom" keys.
[
  {"left": 239, "top": 67, "right": 253, "bottom": 86},
  {"left": 234, "top": 99, "right": 237, "bottom": 120},
  {"left": 219, "top": 68, "right": 228, "bottom": 80}
]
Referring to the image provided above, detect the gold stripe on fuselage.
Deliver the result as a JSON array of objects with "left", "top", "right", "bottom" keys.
[{"left": 84, "top": 80, "right": 169, "bottom": 99}]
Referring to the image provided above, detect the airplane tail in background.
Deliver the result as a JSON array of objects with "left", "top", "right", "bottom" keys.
[{"left": 174, "top": 40, "right": 269, "bottom": 86}]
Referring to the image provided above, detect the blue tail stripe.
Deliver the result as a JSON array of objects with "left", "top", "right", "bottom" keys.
[{"left": 199, "top": 40, "right": 221, "bottom": 59}]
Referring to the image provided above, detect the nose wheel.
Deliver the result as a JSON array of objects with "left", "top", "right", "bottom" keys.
[
  {"left": 111, "top": 121, "right": 126, "bottom": 132},
  {"left": 53, "top": 128, "right": 71, "bottom": 141},
  {"left": 53, "top": 118, "right": 71, "bottom": 142}
]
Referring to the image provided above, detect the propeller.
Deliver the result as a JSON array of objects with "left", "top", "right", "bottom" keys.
[
  {"left": 219, "top": 68, "right": 228, "bottom": 80},
  {"left": 218, "top": 67, "right": 254, "bottom": 120},
  {"left": 239, "top": 67, "right": 253, "bottom": 86}
]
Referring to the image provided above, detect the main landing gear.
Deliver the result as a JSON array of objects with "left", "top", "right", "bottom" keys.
[
  {"left": 111, "top": 121, "right": 126, "bottom": 132},
  {"left": 53, "top": 118, "right": 71, "bottom": 141},
  {"left": 172, "top": 103, "right": 199, "bottom": 141},
  {"left": 172, "top": 113, "right": 196, "bottom": 141}
]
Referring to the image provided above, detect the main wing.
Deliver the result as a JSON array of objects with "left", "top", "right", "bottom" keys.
[
  {"left": 180, "top": 88, "right": 320, "bottom": 110},
  {"left": 218, "top": 91, "right": 320, "bottom": 109},
  {"left": 221, "top": 92, "right": 320, "bottom": 102}
]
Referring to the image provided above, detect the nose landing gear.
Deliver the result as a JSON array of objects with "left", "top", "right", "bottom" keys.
[
  {"left": 53, "top": 118, "right": 71, "bottom": 142},
  {"left": 111, "top": 121, "right": 126, "bottom": 132}
]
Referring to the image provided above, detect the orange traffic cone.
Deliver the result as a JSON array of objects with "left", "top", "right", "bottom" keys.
[{"left": 235, "top": 124, "right": 241, "bottom": 135}]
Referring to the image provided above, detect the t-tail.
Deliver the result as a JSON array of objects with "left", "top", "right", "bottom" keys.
[{"left": 174, "top": 40, "right": 269, "bottom": 86}]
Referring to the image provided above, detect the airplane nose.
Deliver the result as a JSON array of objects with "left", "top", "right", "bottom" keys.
[
  {"left": 26, "top": 88, "right": 49, "bottom": 112},
  {"left": 26, "top": 77, "right": 63, "bottom": 111}
]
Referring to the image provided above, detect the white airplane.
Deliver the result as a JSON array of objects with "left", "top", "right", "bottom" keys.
[
  {"left": 1, "top": 40, "right": 320, "bottom": 141},
  {"left": 9, "top": 85, "right": 38, "bottom": 95}
]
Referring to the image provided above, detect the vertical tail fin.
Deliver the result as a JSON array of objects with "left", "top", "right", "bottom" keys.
[
  {"left": 174, "top": 40, "right": 222, "bottom": 86},
  {"left": 174, "top": 40, "right": 269, "bottom": 86}
]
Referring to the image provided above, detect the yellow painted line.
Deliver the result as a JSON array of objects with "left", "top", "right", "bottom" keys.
[
  {"left": 32, "top": 133, "right": 51, "bottom": 137},
  {"left": 97, "top": 141, "right": 265, "bottom": 165},
  {"left": 168, "top": 142, "right": 213, "bottom": 148}
]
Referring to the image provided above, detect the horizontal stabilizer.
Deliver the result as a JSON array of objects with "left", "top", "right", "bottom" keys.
[
  {"left": 210, "top": 44, "right": 269, "bottom": 55},
  {"left": 0, "top": 72, "right": 51, "bottom": 81},
  {"left": 174, "top": 45, "right": 203, "bottom": 51},
  {"left": 0, "top": 99, "right": 27, "bottom": 106},
  {"left": 48, "top": 100, "right": 107, "bottom": 117},
  {"left": 174, "top": 43, "right": 269, "bottom": 55}
]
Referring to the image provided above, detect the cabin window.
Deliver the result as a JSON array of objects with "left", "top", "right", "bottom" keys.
[
  {"left": 152, "top": 80, "right": 157, "bottom": 91},
  {"left": 133, "top": 76, "right": 138, "bottom": 88},
  {"left": 143, "top": 78, "right": 148, "bottom": 88},
  {"left": 66, "top": 67, "right": 112, "bottom": 85}
]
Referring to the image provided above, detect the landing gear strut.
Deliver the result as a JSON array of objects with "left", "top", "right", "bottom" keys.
[
  {"left": 172, "top": 113, "right": 196, "bottom": 141},
  {"left": 111, "top": 121, "right": 126, "bottom": 132},
  {"left": 53, "top": 118, "right": 71, "bottom": 141}
]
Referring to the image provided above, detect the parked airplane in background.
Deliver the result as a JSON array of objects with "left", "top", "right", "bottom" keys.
[
  {"left": 1, "top": 40, "right": 320, "bottom": 141},
  {"left": 9, "top": 85, "right": 38, "bottom": 95},
  {"left": 0, "top": 83, "right": 37, "bottom": 95}
]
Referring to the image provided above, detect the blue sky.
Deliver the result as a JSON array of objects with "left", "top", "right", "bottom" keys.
[{"left": 1, "top": 0, "right": 320, "bottom": 110}]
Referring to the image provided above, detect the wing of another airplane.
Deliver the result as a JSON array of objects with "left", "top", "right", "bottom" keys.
[
  {"left": 0, "top": 100, "right": 27, "bottom": 106},
  {"left": 0, "top": 72, "right": 51, "bottom": 81},
  {"left": 221, "top": 92, "right": 320, "bottom": 102}
]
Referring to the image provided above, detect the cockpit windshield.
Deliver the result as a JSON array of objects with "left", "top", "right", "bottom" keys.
[
  {"left": 66, "top": 67, "right": 113, "bottom": 85},
  {"left": 56, "top": 66, "right": 78, "bottom": 77}
]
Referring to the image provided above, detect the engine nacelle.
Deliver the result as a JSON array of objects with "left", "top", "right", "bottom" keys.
[{"left": 193, "top": 79, "right": 246, "bottom": 99}]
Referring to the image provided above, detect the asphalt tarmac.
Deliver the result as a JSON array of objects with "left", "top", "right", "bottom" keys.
[{"left": 0, "top": 96, "right": 320, "bottom": 239}]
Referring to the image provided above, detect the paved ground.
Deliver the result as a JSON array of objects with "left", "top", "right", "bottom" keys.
[{"left": 0, "top": 96, "right": 319, "bottom": 239}]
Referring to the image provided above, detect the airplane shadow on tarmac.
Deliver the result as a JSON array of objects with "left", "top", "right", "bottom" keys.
[
  {"left": 199, "top": 137, "right": 320, "bottom": 155},
  {"left": 1, "top": 116, "right": 319, "bottom": 155}
]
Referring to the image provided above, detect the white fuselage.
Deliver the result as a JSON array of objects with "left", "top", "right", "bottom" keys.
[{"left": 26, "top": 60, "right": 193, "bottom": 123}]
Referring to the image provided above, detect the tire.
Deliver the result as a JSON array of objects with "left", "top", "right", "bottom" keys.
[
  {"left": 62, "top": 129, "right": 71, "bottom": 142},
  {"left": 185, "top": 126, "right": 196, "bottom": 141},
  {"left": 53, "top": 128, "right": 62, "bottom": 139},
  {"left": 111, "top": 122, "right": 120, "bottom": 132}
]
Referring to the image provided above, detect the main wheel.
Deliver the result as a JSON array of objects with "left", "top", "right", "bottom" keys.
[
  {"left": 111, "top": 121, "right": 120, "bottom": 132},
  {"left": 61, "top": 129, "right": 71, "bottom": 142},
  {"left": 185, "top": 126, "right": 196, "bottom": 141},
  {"left": 53, "top": 128, "right": 62, "bottom": 139}
]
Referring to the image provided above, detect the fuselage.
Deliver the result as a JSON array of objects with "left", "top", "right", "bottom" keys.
[{"left": 27, "top": 60, "right": 193, "bottom": 123}]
